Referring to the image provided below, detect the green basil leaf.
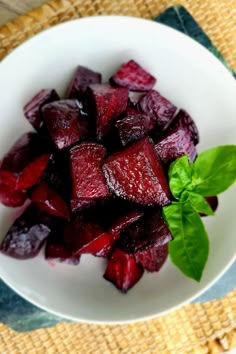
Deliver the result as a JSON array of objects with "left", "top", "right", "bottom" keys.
[
  {"left": 189, "top": 145, "right": 236, "bottom": 196},
  {"left": 163, "top": 201, "right": 209, "bottom": 281},
  {"left": 181, "top": 191, "right": 214, "bottom": 216},
  {"left": 168, "top": 155, "right": 192, "bottom": 199}
]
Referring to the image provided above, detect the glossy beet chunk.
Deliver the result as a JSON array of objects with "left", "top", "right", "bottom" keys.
[
  {"left": 64, "top": 216, "right": 112, "bottom": 257},
  {"left": 42, "top": 100, "right": 88, "bottom": 150},
  {"left": 103, "top": 137, "right": 170, "bottom": 206},
  {"left": 139, "top": 90, "right": 177, "bottom": 131},
  {"left": 70, "top": 197, "right": 96, "bottom": 213},
  {"left": 115, "top": 107, "right": 154, "bottom": 146},
  {"left": 111, "top": 60, "right": 156, "bottom": 92},
  {"left": 67, "top": 65, "right": 102, "bottom": 98},
  {"left": 103, "top": 248, "right": 144, "bottom": 293},
  {"left": 24, "top": 89, "right": 60, "bottom": 131},
  {"left": 0, "top": 132, "right": 50, "bottom": 190},
  {"left": 45, "top": 224, "right": 80, "bottom": 265},
  {"left": 88, "top": 84, "right": 128, "bottom": 140},
  {"left": 155, "top": 126, "right": 197, "bottom": 164},
  {"left": 171, "top": 109, "right": 199, "bottom": 145},
  {"left": 0, "top": 182, "right": 27, "bottom": 207},
  {"left": 119, "top": 210, "right": 172, "bottom": 253},
  {"left": 109, "top": 210, "right": 144, "bottom": 237},
  {"left": 32, "top": 182, "right": 70, "bottom": 220},
  {"left": 0, "top": 205, "right": 53, "bottom": 259},
  {"left": 69, "top": 143, "right": 109, "bottom": 201},
  {"left": 135, "top": 243, "right": 168, "bottom": 272}
]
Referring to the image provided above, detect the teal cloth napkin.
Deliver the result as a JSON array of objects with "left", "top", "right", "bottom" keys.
[{"left": 0, "top": 5, "right": 235, "bottom": 332}]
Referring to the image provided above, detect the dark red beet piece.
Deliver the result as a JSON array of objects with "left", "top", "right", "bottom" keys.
[
  {"left": 103, "top": 137, "right": 170, "bottom": 206},
  {"left": 119, "top": 210, "right": 172, "bottom": 254},
  {"left": 171, "top": 109, "right": 199, "bottom": 145},
  {"left": 64, "top": 216, "right": 112, "bottom": 257},
  {"left": 0, "top": 132, "right": 51, "bottom": 190},
  {"left": 103, "top": 248, "right": 144, "bottom": 293},
  {"left": 42, "top": 100, "right": 88, "bottom": 150},
  {"left": 135, "top": 243, "right": 168, "bottom": 272},
  {"left": 200, "top": 196, "right": 219, "bottom": 216},
  {"left": 0, "top": 182, "right": 27, "bottom": 207},
  {"left": 70, "top": 197, "right": 96, "bottom": 213},
  {"left": 87, "top": 84, "right": 128, "bottom": 140},
  {"left": 115, "top": 107, "right": 155, "bottom": 146},
  {"left": 139, "top": 90, "right": 177, "bottom": 131},
  {"left": 69, "top": 143, "right": 109, "bottom": 200},
  {"left": 32, "top": 182, "right": 70, "bottom": 220},
  {"left": 45, "top": 224, "right": 80, "bottom": 265},
  {"left": 24, "top": 89, "right": 60, "bottom": 131},
  {"left": 67, "top": 65, "right": 102, "bottom": 98},
  {"left": 0, "top": 205, "right": 53, "bottom": 259},
  {"left": 111, "top": 60, "right": 156, "bottom": 92},
  {"left": 154, "top": 126, "right": 197, "bottom": 164},
  {"left": 109, "top": 210, "right": 144, "bottom": 237}
]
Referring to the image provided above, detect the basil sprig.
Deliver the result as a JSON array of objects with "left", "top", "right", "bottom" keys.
[{"left": 163, "top": 145, "right": 236, "bottom": 281}]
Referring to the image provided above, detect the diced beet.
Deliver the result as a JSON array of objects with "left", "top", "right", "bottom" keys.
[
  {"left": 69, "top": 143, "right": 109, "bottom": 200},
  {"left": 67, "top": 65, "right": 102, "bottom": 98},
  {"left": 103, "top": 248, "right": 144, "bottom": 293},
  {"left": 32, "top": 182, "right": 70, "bottom": 220},
  {"left": 103, "top": 137, "right": 170, "bottom": 206},
  {"left": 115, "top": 107, "right": 154, "bottom": 145},
  {"left": 87, "top": 84, "right": 128, "bottom": 140},
  {"left": 24, "top": 89, "right": 60, "bottom": 131},
  {"left": 109, "top": 210, "right": 144, "bottom": 237},
  {"left": 171, "top": 109, "right": 199, "bottom": 145},
  {"left": 135, "top": 243, "right": 168, "bottom": 272},
  {"left": 45, "top": 225, "right": 80, "bottom": 265},
  {"left": 0, "top": 205, "right": 53, "bottom": 259},
  {"left": 0, "top": 182, "right": 27, "bottom": 207},
  {"left": 154, "top": 126, "right": 197, "bottom": 164},
  {"left": 42, "top": 100, "right": 88, "bottom": 150},
  {"left": 111, "top": 60, "right": 156, "bottom": 92},
  {"left": 0, "top": 132, "right": 51, "bottom": 190},
  {"left": 200, "top": 196, "right": 219, "bottom": 216},
  {"left": 119, "top": 210, "right": 172, "bottom": 253},
  {"left": 70, "top": 197, "right": 96, "bottom": 213},
  {"left": 139, "top": 90, "right": 177, "bottom": 131},
  {"left": 64, "top": 216, "right": 112, "bottom": 257}
]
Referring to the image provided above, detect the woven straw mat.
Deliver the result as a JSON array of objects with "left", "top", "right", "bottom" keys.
[{"left": 0, "top": 0, "right": 236, "bottom": 353}]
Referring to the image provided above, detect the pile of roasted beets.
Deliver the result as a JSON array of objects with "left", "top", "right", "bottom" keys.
[{"left": 0, "top": 60, "right": 202, "bottom": 292}]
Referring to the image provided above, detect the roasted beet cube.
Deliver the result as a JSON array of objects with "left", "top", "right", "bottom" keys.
[
  {"left": 115, "top": 107, "right": 154, "bottom": 146},
  {"left": 119, "top": 210, "right": 172, "bottom": 253},
  {"left": 87, "top": 84, "right": 128, "bottom": 140},
  {"left": 0, "top": 132, "right": 50, "bottom": 190},
  {"left": 155, "top": 126, "right": 197, "bottom": 164},
  {"left": 111, "top": 60, "right": 156, "bottom": 92},
  {"left": 70, "top": 197, "right": 96, "bottom": 213},
  {"left": 32, "top": 182, "right": 70, "bottom": 220},
  {"left": 69, "top": 143, "right": 109, "bottom": 200},
  {"left": 103, "top": 248, "right": 144, "bottom": 292},
  {"left": 24, "top": 89, "right": 60, "bottom": 131},
  {"left": 135, "top": 243, "right": 168, "bottom": 272},
  {"left": 139, "top": 90, "right": 177, "bottom": 131},
  {"left": 42, "top": 100, "right": 88, "bottom": 150},
  {"left": 103, "top": 137, "right": 170, "bottom": 206},
  {"left": 0, "top": 205, "right": 53, "bottom": 259},
  {"left": 64, "top": 216, "right": 112, "bottom": 257},
  {"left": 171, "top": 109, "right": 199, "bottom": 145},
  {"left": 109, "top": 210, "right": 144, "bottom": 237},
  {"left": 67, "top": 65, "right": 102, "bottom": 98},
  {"left": 45, "top": 224, "right": 80, "bottom": 265},
  {"left": 0, "top": 182, "right": 27, "bottom": 207}
]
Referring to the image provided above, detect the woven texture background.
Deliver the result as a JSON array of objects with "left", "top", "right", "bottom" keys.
[{"left": 0, "top": 0, "right": 236, "bottom": 353}]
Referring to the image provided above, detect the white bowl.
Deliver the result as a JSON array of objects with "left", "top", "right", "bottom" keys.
[{"left": 0, "top": 16, "right": 235, "bottom": 324}]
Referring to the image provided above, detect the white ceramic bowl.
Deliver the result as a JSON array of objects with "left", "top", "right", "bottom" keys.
[{"left": 0, "top": 16, "right": 235, "bottom": 324}]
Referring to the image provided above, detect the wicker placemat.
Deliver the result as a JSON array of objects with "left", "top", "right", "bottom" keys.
[{"left": 0, "top": 1, "right": 236, "bottom": 353}]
